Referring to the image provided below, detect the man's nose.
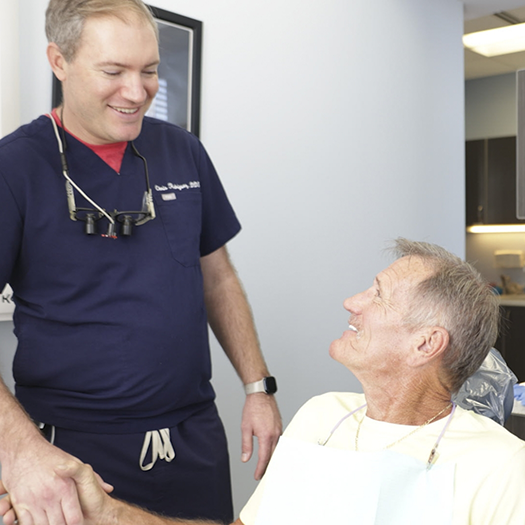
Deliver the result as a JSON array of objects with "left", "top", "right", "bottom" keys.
[
  {"left": 121, "top": 74, "right": 148, "bottom": 103},
  {"left": 343, "top": 289, "right": 369, "bottom": 313},
  {"left": 343, "top": 295, "right": 359, "bottom": 313}
]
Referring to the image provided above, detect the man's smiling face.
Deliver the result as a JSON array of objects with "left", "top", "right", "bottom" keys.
[
  {"left": 329, "top": 256, "right": 433, "bottom": 382},
  {"left": 58, "top": 13, "right": 160, "bottom": 145}
]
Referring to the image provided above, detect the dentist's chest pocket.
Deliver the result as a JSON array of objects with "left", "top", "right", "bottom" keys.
[{"left": 155, "top": 191, "right": 202, "bottom": 267}]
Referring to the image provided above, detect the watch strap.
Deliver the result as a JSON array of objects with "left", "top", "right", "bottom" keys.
[{"left": 244, "top": 376, "right": 277, "bottom": 395}]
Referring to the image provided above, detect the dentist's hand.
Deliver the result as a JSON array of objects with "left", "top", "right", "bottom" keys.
[{"left": 1, "top": 434, "right": 112, "bottom": 525}]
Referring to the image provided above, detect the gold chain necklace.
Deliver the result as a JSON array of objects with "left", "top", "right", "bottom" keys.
[{"left": 354, "top": 403, "right": 453, "bottom": 452}]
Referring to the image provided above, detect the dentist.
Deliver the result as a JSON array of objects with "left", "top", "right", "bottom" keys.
[{"left": 0, "top": 1, "right": 281, "bottom": 524}]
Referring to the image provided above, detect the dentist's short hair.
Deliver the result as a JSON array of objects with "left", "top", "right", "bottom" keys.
[{"left": 46, "top": 0, "right": 158, "bottom": 62}]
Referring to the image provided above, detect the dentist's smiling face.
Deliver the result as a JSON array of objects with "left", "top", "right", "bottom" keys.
[
  {"left": 329, "top": 256, "right": 433, "bottom": 382},
  {"left": 56, "top": 13, "right": 160, "bottom": 145}
]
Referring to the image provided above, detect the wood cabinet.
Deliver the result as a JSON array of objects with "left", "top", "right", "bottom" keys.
[
  {"left": 466, "top": 136, "right": 524, "bottom": 225},
  {"left": 496, "top": 305, "right": 525, "bottom": 382},
  {"left": 498, "top": 305, "right": 525, "bottom": 439},
  {"left": 505, "top": 413, "right": 525, "bottom": 440}
]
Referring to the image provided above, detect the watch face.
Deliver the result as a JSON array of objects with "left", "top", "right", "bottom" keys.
[{"left": 264, "top": 376, "right": 277, "bottom": 394}]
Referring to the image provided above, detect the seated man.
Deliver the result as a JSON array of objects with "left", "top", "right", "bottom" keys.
[{"left": 2, "top": 238, "right": 524, "bottom": 525}]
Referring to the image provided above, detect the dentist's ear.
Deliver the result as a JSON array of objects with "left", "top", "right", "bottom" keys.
[{"left": 47, "top": 42, "right": 68, "bottom": 82}]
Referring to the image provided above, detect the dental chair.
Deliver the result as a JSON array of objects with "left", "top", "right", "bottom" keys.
[{"left": 453, "top": 348, "right": 517, "bottom": 426}]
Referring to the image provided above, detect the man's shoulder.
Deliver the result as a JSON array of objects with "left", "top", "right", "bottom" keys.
[
  {"left": 454, "top": 405, "right": 525, "bottom": 454},
  {"left": 140, "top": 117, "right": 199, "bottom": 143},
  {"left": 0, "top": 115, "right": 52, "bottom": 152},
  {"left": 135, "top": 118, "right": 207, "bottom": 163},
  {"left": 301, "top": 392, "right": 365, "bottom": 413},
  {"left": 283, "top": 392, "right": 364, "bottom": 442}
]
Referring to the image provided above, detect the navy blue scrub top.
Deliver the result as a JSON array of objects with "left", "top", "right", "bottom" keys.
[{"left": 0, "top": 116, "right": 241, "bottom": 433}]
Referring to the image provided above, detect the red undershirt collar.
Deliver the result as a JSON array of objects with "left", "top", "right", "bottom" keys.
[{"left": 50, "top": 108, "right": 128, "bottom": 173}]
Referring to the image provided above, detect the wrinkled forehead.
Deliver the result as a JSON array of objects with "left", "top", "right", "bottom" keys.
[{"left": 378, "top": 256, "right": 434, "bottom": 300}]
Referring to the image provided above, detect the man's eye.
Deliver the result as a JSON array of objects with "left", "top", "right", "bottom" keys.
[{"left": 103, "top": 71, "right": 121, "bottom": 76}]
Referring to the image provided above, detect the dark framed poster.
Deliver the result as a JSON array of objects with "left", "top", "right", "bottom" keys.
[{"left": 52, "top": 7, "right": 203, "bottom": 136}]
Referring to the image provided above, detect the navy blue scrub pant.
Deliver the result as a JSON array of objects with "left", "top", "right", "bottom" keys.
[{"left": 43, "top": 404, "right": 233, "bottom": 524}]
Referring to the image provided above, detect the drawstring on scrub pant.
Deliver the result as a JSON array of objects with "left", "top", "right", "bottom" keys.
[
  {"left": 139, "top": 428, "right": 176, "bottom": 471},
  {"left": 38, "top": 422, "right": 176, "bottom": 472}
]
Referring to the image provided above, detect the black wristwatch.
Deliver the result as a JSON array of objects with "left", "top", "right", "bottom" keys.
[{"left": 244, "top": 376, "right": 278, "bottom": 395}]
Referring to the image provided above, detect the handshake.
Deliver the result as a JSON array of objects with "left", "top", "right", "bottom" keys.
[
  {"left": 0, "top": 462, "right": 115, "bottom": 525},
  {"left": 0, "top": 461, "right": 230, "bottom": 525}
]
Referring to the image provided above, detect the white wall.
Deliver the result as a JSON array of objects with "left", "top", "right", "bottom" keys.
[
  {"left": 0, "top": 5, "right": 21, "bottom": 503},
  {"left": 0, "top": 0, "right": 20, "bottom": 136},
  {"left": 18, "top": 0, "right": 50, "bottom": 126},
  {"left": 2, "top": 0, "right": 466, "bottom": 516}
]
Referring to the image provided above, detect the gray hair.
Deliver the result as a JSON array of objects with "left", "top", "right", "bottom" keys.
[
  {"left": 389, "top": 238, "right": 500, "bottom": 393},
  {"left": 45, "top": 0, "right": 159, "bottom": 63}
]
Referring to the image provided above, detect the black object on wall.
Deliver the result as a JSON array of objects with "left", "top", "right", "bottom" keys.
[{"left": 466, "top": 136, "right": 525, "bottom": 225}]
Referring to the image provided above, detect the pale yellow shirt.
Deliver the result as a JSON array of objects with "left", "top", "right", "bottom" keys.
[{"left": 240, "top": 392, "right": 525, "bottom": 525}]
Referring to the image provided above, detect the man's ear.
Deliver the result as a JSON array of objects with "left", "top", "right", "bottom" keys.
[
  {"left": 47, "top": 42, "right": 67, "bottom": 82},
  {"left": 410, "top": 326, "right": 449, "bottom": 366}
]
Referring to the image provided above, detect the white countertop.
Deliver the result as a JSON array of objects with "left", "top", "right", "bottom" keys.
[{"left": 498, "top": 294, "right": 525, "bottom": 307}]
